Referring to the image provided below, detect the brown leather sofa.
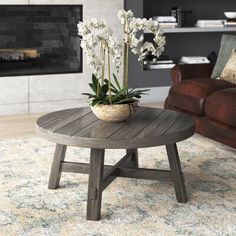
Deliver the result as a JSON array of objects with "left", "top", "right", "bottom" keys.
[{"left": 165, "top": 63, "right": 236, "bottom": 149}]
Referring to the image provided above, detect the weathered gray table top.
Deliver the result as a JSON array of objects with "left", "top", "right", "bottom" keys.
[{"left": 36, "top": 107, "right": 195, "bottom": 149}]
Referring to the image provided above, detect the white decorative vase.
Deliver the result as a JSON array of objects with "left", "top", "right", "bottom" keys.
[{"left": 91, "top": 102, "right": 138, "bottom": 122}]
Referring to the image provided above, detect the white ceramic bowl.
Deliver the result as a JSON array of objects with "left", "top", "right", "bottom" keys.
[{"left": 224, "top": 12, "right": 236, "bottom": 19}]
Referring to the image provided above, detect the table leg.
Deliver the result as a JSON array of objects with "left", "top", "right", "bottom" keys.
[
  {"left": 124, "top": 149, "right": 139, "bottom": 168},
  {"left": 48, "top": 144, "right": 67, "bottom": 190},
  {"left": 86, "top": 148, "right": 105, "bottom": 221},
  {"left": 166, "top": 144, "right": 187, "bottom": 203}
]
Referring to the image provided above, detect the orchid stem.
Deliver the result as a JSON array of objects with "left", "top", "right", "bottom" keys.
[
  {"left": 123, "top": 19, "right": 129, "bottom": 89},
  {"left": 101, "top": 43, "right": 105, "bottom": 86},
  {"left": 96, "top": 78, "right": 100, "bottom": 98},
  {"left": 107, "top": 48, "right": 112, "bottom": 104}
]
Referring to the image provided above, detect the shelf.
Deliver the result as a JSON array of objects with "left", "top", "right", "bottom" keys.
[
  {"left": 143, "top": 68, "right": 172, "bottom": 71},
  {"left": 125, "top": 0, "right": 236, "bottom": 88},
  {"left": 165, "top": 27, "right": 236, "bottom": 33},
  {"left": 145, "top": 27, "right": 236, "bottom": 34}
]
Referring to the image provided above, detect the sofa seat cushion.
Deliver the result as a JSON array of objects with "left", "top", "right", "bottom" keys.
[
  {"left": 205, "top": 88, "right": 236, "bottom": 127},
  {"left": 167, "top": 78, "right": 235, "bottom": 115}
]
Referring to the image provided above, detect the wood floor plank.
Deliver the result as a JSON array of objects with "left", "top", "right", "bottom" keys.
[{"left": 0, "top": 113, "right": 43, "bottom": 138}]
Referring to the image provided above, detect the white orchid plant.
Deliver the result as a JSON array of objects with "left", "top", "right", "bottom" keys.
[{"left": 78, "top": 9, "right": 166, "bottom": 106}]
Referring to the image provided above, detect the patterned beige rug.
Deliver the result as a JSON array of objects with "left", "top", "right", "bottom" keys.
[{"left": 0, "top": 134, "right": 235, "bottom": 236}]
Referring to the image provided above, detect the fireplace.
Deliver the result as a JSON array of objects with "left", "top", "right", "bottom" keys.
[{"left": 0, "top": 5, "right": 82, "bottom": 76}]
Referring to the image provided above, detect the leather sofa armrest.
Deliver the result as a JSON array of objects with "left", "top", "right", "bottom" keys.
[{"left": 171, "top": 63, "right": 214, "bottom": 83}]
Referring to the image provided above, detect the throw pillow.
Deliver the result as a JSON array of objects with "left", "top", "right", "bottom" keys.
[
  {"left": 211, "top": 34, "right": 236, "bottom": 78},
  {"left": 220, "top": 49, "right": 236, "bottom": 84}
]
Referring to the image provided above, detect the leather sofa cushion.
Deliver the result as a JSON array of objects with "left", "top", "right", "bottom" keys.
[
  {"left": 167, "top": 78, "right": 235, "bottom": 115},
  {"left": 205, "top": 88, "right": 236, "bottom": 127}
]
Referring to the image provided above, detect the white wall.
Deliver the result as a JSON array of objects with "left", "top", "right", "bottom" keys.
[{"left": 0, "top": 0, "right": 124, "bottom": 115}]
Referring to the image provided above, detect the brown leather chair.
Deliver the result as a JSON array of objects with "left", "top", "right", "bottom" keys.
[{"left": 165, "top": 63, "right": 236, "bottom": 149}]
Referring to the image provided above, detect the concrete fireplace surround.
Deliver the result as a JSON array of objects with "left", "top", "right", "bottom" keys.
[
  {"left": 0, "top": 0, "right": 169, "bottom": 115},
  {"left": 0, "top": 0, "right": 123, "bottom": 115}
]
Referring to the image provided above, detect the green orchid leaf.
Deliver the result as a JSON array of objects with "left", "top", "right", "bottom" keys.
[
  {"left": 104, "top": 79, "right": 119, "bottom": 93},
  {"left": 91, "top": 74, "right": 99, "bottom": 93},
  {"left": 113, "top": 73, "right": 121, "bottom": 90},
  {"left": 89, "top": 82, "right": 97, "bottom": 94},
  {"left": 114, "top": 98, "right": 137, "bottom": 104},
  {"left": 101, "top": 84, "right": 109, "bottom": 94}
]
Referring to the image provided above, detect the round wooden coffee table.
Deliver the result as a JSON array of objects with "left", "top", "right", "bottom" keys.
[{"left": 36, "top": 107, "right": 195, "bottom": 221}]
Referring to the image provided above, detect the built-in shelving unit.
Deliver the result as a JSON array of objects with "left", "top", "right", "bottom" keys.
[
  {"left": 125, "top": 0, "right": 236, "bottom": 88},
  {"left": 146, "top": 27, "right": 236, "bottom": 34}
]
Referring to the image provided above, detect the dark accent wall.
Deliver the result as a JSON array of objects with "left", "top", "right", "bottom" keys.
[
  {"left": 0, "top": 5, "right": 82, "bottom": 76},
  {"left": 125, "top": 0, "right": 236, "bottom": 88},
  {"left": 144, "top": 0, "right": 236, "bottom": 27}
]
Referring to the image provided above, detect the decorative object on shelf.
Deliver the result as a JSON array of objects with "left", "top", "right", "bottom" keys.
[
  {"left": 207, "top": 51, "right": 218, "bottom": 64},
  {"left": 224, "top": 19, "right": 236, "bottom": 27},
  {"left": 224, "top": 12, "right": 236, "bottom": 19},
  {"left": 144, "top": 61, "right": 175, "bottom": 70},
  {"left": 196, "top": 20, "right": 224, "bottom": 28},
  {"left": 180, "top": 56, "right": 210, "bottom": 64},
  {"left": 143, "top": 55, "right": 175, "bottom": 70},
  {"left": 78, "top": 10, "right": 165, "bottom": 122},
  {"left": 170, "top": 7, "right": 182, "bottom": 27},
  {"left": 153, "top": 16, "right": 176, "bottom": 22},
  {"left": 180, "top": 10, "right": 192, "bottom": 27},
  {"left": 152, "top": 16, "right": 177, "bottom": 29},
  {"left": 224, "top": 11, "right": 236, "bottom": 27}
]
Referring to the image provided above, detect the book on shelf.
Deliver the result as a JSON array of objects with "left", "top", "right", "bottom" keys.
[
  {"left": 224, "top": 22, "right": 236, "bottom": 26},
  {"left": 152, "top": 16, "right": 176, "bottom": 22},
  {"left": 151, "top": 16, "right": 177, "bottom": 29},
  {"left": 159, "top": 22, "right": 178, "bottom": 29},
  {"left": 145, "top": 63, "right": 176, "bottom": 69},
  {"left": 144, "top": 59, "right": 175, "bottom": 69},
  {"left": 224, "top": 19, "right": 236, "bottom": 27},
  {"left": 196, "top": 20, "right": 224, "bottom": 28},
  {"left": 180, "top": 56, "right": 210, "bottom": 64},
  {"left": 150, "top": 60, "right": 174, "bottom": 64}
]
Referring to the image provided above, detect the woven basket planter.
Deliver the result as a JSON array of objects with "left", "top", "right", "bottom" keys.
[{"left": 91, "top": 103, "right": 138, "bottom": 122}]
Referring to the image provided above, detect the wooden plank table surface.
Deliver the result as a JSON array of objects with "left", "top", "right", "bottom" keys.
[{"left": 36, "top": 107, "right": 195, "bottom": 221}]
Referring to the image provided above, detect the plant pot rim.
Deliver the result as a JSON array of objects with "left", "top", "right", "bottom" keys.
[{"left": 92, "top": 102, "right": 138, "bottom": 107}]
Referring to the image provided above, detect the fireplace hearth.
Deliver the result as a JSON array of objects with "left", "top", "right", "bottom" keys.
[{"left": 0, "top": 5, "right": 82, "bottom": 76}]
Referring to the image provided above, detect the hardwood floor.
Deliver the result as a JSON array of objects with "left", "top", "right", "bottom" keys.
[
  {"left": 0, "top": 103, "right": 163, "bottom": 138},
  {"left": 0, "top": 113, "right": 44, "bottom": 138}
]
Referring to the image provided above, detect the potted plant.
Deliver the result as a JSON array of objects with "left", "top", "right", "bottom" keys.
[{"left": 78, "top": 10, "right": 165, "bottom": 122}]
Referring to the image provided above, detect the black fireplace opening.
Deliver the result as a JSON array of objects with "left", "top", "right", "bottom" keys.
[{"left": 0, "top": 5, "right": 82, "bottom": 77}]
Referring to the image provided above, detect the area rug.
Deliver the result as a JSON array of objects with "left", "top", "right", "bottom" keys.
[{"left": 0, "top": 134, "right": 235, "bottom": 236}]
